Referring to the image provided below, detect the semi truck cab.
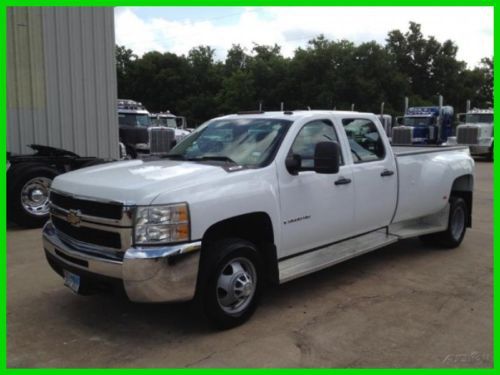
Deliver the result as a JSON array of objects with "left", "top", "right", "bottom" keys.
[
  {"left": 393, "top": 105, "right": 454, "bottom": 145},
  {"left": 450, "top": 108, "right": 494, "bottom": 160}
]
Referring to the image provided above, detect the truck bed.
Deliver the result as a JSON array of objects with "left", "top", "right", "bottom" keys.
[
  {"left": 391, "top": 144, "right": 471, "bottom": 225},
  {"left": 392, "top": 145, "right": 469, "bottom": 157}
]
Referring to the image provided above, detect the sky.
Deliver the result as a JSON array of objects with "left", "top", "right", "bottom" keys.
[{"left": 115, "top": 6, "right": 493, "bottom": 68}]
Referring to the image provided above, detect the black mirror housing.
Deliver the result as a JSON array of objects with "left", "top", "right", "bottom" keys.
[
  {"left": 314, "top": 142, "right": 340, "bottom": 174},
  {"left": 286, "top": 154, "right": 301, "bottom": 175}
]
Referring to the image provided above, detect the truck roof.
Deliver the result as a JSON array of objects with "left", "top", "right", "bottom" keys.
[
  {"left": 467, "top": 108, "right": 493, "bottom": 114},
  {"left": 118, "top": 109, "right": 149, "bottom": 115},
  {"left": 218, "top": 110, "right": 376, "bottom": 122},
  {"left": 406, "top": 106, "right": 453, "bottom": 116}
]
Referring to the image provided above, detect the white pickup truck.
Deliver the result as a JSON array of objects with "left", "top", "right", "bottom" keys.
[{"left": 42, "top": 110, "right": 474, "bottom": 328}]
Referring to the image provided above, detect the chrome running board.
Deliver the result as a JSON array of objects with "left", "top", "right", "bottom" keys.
[
  {"left": 278, "top": 229, "right": 398, "bottom": 283},
  {"left": 389, "top": 204, "right": 449, "bottom": 239}
]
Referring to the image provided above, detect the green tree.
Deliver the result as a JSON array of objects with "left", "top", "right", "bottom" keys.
[{"left": 115, "top": 21, "right": 493, "bottom": 127}]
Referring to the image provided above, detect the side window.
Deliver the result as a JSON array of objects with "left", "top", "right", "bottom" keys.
[
  {"left": 342, "top": 118, "right": 385, "bottom": 163},
  {"left": 291, "top": 120, "right": 342, "bottom": 168}
]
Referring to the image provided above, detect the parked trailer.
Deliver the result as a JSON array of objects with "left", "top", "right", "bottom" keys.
[{"left": 7, "top": 145, "right": 108, "bottom": 228}]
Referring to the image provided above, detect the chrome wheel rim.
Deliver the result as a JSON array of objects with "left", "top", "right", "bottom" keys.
[
  {"left": 21, "top": 177, "right": 52, "bottom": 216},
  {"left": 450, "top": 205, "right": 465, "bottom": 241},
  {"left": 216, "top": 257, "right": 257, "bottom": 316}
]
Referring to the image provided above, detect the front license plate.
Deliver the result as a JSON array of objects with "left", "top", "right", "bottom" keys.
[{"left": 63, "top": 270, "right": 80, "bottom": 293}]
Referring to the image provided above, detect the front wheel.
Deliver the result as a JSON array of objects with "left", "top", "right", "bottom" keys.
[
  {"left": 419, "top": 196, "right": 467, "bottom": 249},
  {"left": 197, "top": 239, "right": 262, "bottom": 329}
]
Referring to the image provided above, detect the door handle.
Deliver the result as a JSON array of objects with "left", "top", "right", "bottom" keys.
[
  {"left": 335, "top": 177, "right": 352, "bottom": 185},
  {"left": 380, "top": 169, "right": 394, "bottom": 177}
]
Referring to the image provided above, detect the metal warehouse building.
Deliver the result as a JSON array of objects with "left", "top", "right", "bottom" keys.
[{"left": 7, "top": 7, "right": 119, "bottom": 159}]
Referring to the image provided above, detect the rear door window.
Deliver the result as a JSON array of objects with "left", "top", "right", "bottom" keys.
[{"left": 342, "top": 118, "right": 385, "bottom": 163}]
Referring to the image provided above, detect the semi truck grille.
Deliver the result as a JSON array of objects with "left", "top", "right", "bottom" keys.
[
  {"left": 457, "top": 126, "right": 479, "bottom": 145},
  {"left": 149, "top": 127, "right": 175, "bottom": 154},
  {"left": 52, "top": 216, "right": 122, "bottom": 249},
  {"left": 50, "top": 191, "right": 123, "bottom": 220},
  {"left": 392, "top": 127, "right": 413, "bottom": 145}
]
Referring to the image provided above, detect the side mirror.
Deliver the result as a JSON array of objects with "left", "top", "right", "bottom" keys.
[
  {"left": 314, "top": 141, "right": 340, "bottom": 174},
  {"left": 396, "top": 116, "right": 404, "bottom": 126},
  {"left": 285, "top": 154, "right": 302, "bottom": 175},
  {"left": 457, "top": 114, "right": 466, "bottom": 124}
]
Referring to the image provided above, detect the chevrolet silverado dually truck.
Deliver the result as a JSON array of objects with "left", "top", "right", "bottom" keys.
[{"left": 42, "top": 110, "right": 474, "bottom": 328}]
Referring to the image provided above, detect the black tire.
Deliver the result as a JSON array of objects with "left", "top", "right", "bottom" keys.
[
  {"left": 487, "top": 143, "right": 493, "bottom": 162},
  {"left": 124, "top": 144, "right": 138, "bottom": 159},
  {"left": 197, "top": 238, "right": 262, "bottom": 329},
  {"left": 419, "top": 196, "right": 467, "bottom": 249},
  {"left": 7, "top": 163, "right": 59, "bottom": 228}
]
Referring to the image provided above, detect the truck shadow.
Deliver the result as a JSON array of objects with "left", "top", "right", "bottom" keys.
[{"left": 55, "top": 237, "right": 434, "bottom": 339}]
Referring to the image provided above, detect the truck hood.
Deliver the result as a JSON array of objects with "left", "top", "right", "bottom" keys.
[{"left": 51, "top": 159, "right": 228, "bottom": 205}]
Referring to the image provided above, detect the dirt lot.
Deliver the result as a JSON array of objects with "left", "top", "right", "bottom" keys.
[{"left": 7, "top": 160, "right": 493, "bottom": 368}]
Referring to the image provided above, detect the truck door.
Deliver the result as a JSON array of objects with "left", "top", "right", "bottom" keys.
[
  {"left": 278, "top": 119, "right": 355, "bottom": 259},
  {"left": 341, "top": 117, "right": 397, "bottom": 234}
]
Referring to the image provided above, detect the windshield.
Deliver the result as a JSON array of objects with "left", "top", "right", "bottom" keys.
[
  {"left": 156, "top": 117, "right": 178, "bottom": 128},
  {"left": 118, "top": 113, "right": 151, "bottom": 127},
  {"left": 466, "top": 114, "right": 493, "bottom": 124},
  {"left": 168, "top": 118, "right": 292, "bottom": 168},
  {"left": 403, "top": 116, "right": 435, "bottom": 127}
]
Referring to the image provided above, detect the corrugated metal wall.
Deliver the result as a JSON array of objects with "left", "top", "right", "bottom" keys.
[{"left": 7, "top": 7, "right": 119, "bottom": 159}]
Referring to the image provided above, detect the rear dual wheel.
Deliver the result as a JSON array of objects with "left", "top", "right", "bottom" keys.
[{"left": 420, "top": 196, "right": 467, "bottom": 248}]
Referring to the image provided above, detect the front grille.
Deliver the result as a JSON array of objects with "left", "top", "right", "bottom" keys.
[
  {"left": 149, "top": 127, "right": 175, "bottom": 154},
  {"left": 457, "top": 126, "right": 479, "bottom": 145},
  {"left": 50, "top": 192, "right": 123, "bottom": 220},
  {"left": 52, "top": 216, "right": 122, "bottom": 249},
  {"left": 392, "top": 127, "right": 413, "bottom": 145}
]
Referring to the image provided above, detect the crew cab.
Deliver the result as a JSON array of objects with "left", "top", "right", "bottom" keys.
[{"left": 42, "top": 110, "right": 474, "bottom": 328}]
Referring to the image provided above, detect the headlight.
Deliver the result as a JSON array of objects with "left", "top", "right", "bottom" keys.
[{"left": 134, "top": 203, "right": 189, "bottom": 244}]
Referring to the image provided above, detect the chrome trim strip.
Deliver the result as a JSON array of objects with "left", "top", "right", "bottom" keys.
[
  {"left": 50, "top": 203, "right": 132, "bottom": 227},
  {"left": 55, "top": 229, "right": 126, "bottom": 259},
  {"left": 125, "top": 241, "right": 202, "bottom": 260}
]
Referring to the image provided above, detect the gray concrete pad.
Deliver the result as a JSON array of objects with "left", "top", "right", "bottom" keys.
[{"left": 7, "top": 160, "right": 493, "bottom": 368}]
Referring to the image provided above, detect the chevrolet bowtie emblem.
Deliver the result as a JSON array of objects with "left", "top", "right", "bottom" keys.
[{"left": 67, "top": 209, "right": 82, "bottom": 227}]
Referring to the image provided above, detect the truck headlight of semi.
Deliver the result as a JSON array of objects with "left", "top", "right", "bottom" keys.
[{"left": 134, "top": 203, "right": 189, "bottom": 244}]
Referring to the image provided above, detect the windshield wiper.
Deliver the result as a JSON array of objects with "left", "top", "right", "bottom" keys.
[{"left": 187, "top": 156, "right": 239, "bottom": 165}]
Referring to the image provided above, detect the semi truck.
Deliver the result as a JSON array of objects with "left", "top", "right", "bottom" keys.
[
  {"left": 393, "top": 96, "right": 454, "bottom": 145},
  {"left": 449, "top": 107, "right": 494, "bottom": 160},
  {"left": 150, "top": 111, "right": 191, "bottom": 144},
  {"left": 42, "top": 110, "right": 474, "bottom": 328},
  {"left": 118, "top": 99, "right": 176, "bottom": 158}
]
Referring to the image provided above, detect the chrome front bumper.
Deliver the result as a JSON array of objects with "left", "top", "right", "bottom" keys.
[
  {"left": 468, "top": 144, "right": 491, "bottom": 155},
  {"left": 42, "top": 221, "right": 201, "bottom": 303}
]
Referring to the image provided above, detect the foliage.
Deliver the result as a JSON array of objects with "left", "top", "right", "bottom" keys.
[{"left": 116, "top": 22, "right": 493, "bottom": 127}]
